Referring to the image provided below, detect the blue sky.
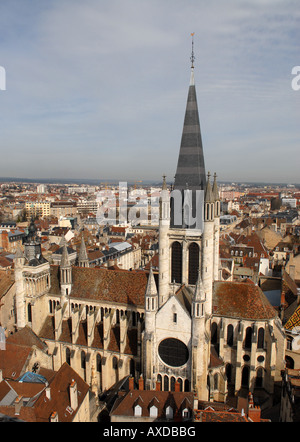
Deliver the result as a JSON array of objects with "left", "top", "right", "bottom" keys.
[{"left": 0, "top": 0, "right": 299, "bottom": 183}]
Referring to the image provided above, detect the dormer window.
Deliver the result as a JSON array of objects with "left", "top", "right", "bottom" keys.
[
  {"left": 166, "top": 405, "right": 173, "bottom": 419},
  {"left": 182, "top": 408, "right": 190, "bottom": 419},
  {"left": 134, "top": 404, "right": 142, "bottom": 417},
  {"left": 149, "top": 405, "right": 158, "bottom": 418}
]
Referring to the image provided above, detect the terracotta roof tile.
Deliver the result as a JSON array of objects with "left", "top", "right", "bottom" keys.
[
  {"left": 50, "top": 265, "right": 148, "bottom": 307},
  {"left": 213, "top": 281, "right": 276, "bottom": 320}
]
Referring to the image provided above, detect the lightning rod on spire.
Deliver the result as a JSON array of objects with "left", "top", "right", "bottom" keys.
[{"left": 190, "top": 33, "right": 195, "bottom": 68}]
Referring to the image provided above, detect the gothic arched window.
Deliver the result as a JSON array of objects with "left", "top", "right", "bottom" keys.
[
  {"left": 255, "top": 367, "right": 263, "bottom": 388},
  {"left": 66, "top": 347, "right": 71, "bottom": 365},
  {"left": 164, "top": 375, "right": 169, "bottom": 391},
  {"left": 171, "top": 241, "right": 182, "bottom": 284},
  {"left": 81, "top": 351, "right": 86, "bottom": 369},
  {"left": 211, "top": 322, "right": 218, "bottom": 345},
  {"left": 226, "top": 363, "right": 233, "bottom": 384},
  {"left": 244, "top": 326, "right": 252, "bottom": 349},
  {"left": 188, "top": 242, "right": 200, "bottom": 285},
  {"left": 96, "top": 354, "right": 101, "bottom": 372},
  {"left": 227, "top": 324, "right": 234, "bottom": 347},
  {"left": 242, "top": 365, "right": 250, "bottom": 387},
  {"left": 257, "top": 328, "right": 264, "bottom": 349}
]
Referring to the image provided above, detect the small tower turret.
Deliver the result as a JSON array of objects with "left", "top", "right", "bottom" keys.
[
  {"left": 78, "top": 234, "right": 89, "bottom": 268},
  {"left": 14, "top": 246, "right": 26, "bottom": 329},
  {"left": 202, "top": 172, "right": 215, "bottom": 314},
  {"left": 212, "top": 173, "right": 220, "bottom": 280},
  {"left": 158, "top": 175, "right": 170, "bottom": 307},
  {"left": 60, "top": 243, "right": 72, "bottom": 301}
]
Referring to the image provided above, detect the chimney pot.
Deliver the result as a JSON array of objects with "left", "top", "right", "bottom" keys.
[
  {"left": 129, "top": 376, "right": 134, "bottom": 390},
  {"left": 138, "top": 375, "right": 144, "bottom": 391},
  {"left": 70, "top": 379, "right": 78, "bottom": 411},
  {"left": 14, "top": 395, "right": 23, "bottom": 415}
]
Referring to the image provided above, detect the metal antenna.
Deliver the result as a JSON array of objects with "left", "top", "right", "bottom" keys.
[{"left": 190, "top": 33, "right": 195, "bottom": 68}]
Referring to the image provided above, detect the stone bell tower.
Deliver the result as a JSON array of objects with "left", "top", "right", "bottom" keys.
[
  {"left": 14, "top": 219, "right": 50, "bottom": 330},
  {"left": 143, "top": 36, "right": 220, "bottom": 399}
]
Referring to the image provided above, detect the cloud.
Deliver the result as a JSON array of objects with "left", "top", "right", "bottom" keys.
[{"left": 0, "top": 0, "right": 299, "bottom": 183}]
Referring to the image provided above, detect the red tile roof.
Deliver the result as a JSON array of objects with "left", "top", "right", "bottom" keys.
[
  {"left": 110, "top": 389, "right": 194, "bottom": 420},
  {"left": 50, "top": 265, "right": 148, "bottom": 307},
  {"left": 213, "top": 280, "right": 276, "bottom": 320}
]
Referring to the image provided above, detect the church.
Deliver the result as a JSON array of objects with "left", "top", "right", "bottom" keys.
[{"left": 11, "top": 51, "right": 286, "bottom": 408}]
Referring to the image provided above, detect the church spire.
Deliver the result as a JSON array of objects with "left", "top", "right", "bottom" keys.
[
  {"left": 171, "top": 34, "right": 206, "bottom": 229},
  {"left": 173, "top": 34, "right": 205, "bottom": 193}
]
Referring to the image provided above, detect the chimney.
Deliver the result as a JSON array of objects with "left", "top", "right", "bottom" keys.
[
  {"left": 247, "top": 392, "right": 261, "bottom": 422},
  {"left": 70, "top": 379, "right": 78, "bottom": 411},
  {"left": 138, "top": 375, "right": 144, "bottom": 391},
  {"left": 14, "top": 395, "right": 23, "bottom": 415},
  {"left": 174, "top": 381, "right": 180, "bottom": 392},
  {"left": 129, "top": 376, "right": 134, "bottom": 391},
  {"left": 155, "top": 381, "right": 161, "bottom": 391},
  {"left": 248, "top": 405, "right": 261, "bottom": 422},
  {"left": 50, "top": 411, "right": 59, "bottom": 422},
  {"left": 45, "top": 387, "right": 51, "bottom": 400}
]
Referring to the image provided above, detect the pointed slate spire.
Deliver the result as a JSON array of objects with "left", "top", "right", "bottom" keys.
[
  {"left": 171, "top": 37, "right": 206, "bottom": 229},
  {"left": 204, "top": 172, "right": 214, "bottom": 203},
  {"left": 146, "top": 264, "right": 158, "bottom": 296},
  {"left": 162, "top": 174, "right": 168, "bottom": 191},
  {"left": 59, "top": 235, "right": 67, "bottom": 247},
  {"left": 212, "top": 172, "right": 220, "bottom": 201},
  {"left": 60, "top": 243, "right": 70, "bottom": 269},
  {"left": 194, "top": 268, "right": 205, "bottom": 302},
  {"left": 173, "top": 42, "right": 206, "bottom": 193},
  {"left": 78, "top": 234, "right": 89, "bottom": 267}
]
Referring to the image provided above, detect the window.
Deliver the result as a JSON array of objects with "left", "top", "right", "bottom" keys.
[
  {"left": 81, "top": 351, "right": 86, "bottom": 369},
  {"left": 171, "top": 242, "right": 182, "bottom": 284},
  {"left": 255, "top": 367, "right": 263, "bottom": 388},
  {"left": 166, "top": 406, "right": 173, "bottom": 419},
  {"left": 97, "top": 354, "right": 101, "bottom": 372},
  {"left": 182, "top": 408, "right": 190, "bottom": 418},
  {"left": 173, "top": 313, "right": 177, "bottom": 323},
  {"left": 188, "top": 242, "right": 200, "bottom": 284},
  {"left": 66, "top": 347, "right": 71, "bottom": 365},
  {"left": 27, "top": 303, "right": 32, "bottom": 323},
  {"left": 214, "top": 374, "right": 218, "bottom": 390},
  {"left": 134, "top": 404, "right": 142, "bottom": 417},
  {"left": 227, "top": 324, "right": 234, "bottom": 347},
  {"left": 113, "top": 356, "right": 118, "bottom": 370},
  {"left": 244, "top": 327, "right": 252, "bottom": 349},
  {"left": 150, "top": 405, "right": 158, "bottom": 418},
  {"left": 158, "top": 338, "right": 189, "bottom": 367},
  {"left": 257, "top": 328, "right": 264, "bottom": 349},
  {"left": 242, "top": 366, "right": 249, "bottom": 387},
  {"left": 211, "top": 322, "right": 218, "bottom": 345},
  {"left": 171, "top": 376, "right": 176, "bottom": 391}
]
